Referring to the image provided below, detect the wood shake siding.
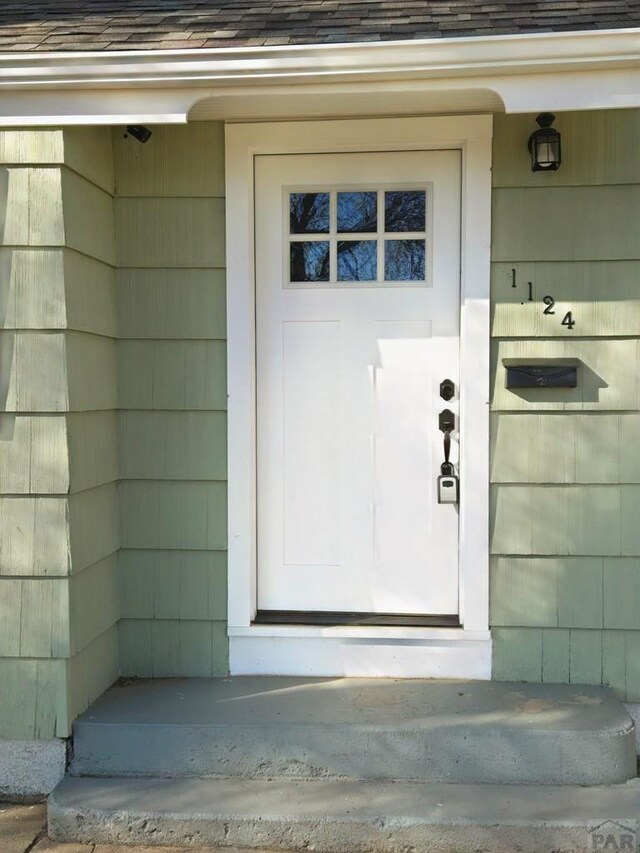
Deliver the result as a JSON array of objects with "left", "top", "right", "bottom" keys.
[
  {"left": 0, "top": 128, "right": 119, "bottom": 739},
  {"left": 490, "top": 110, "right": 640, "bottom": 700},
  {"left": 115, "top": 122, "right": 228, "bottom": 677}
]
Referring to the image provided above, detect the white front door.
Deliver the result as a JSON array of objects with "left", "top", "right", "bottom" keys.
[{"left": 255, "top": 149, "right": 461, "bottom": 620}]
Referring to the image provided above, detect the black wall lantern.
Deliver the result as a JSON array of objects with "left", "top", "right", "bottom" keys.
[{"left": 527, "top": 113, "right": 561, "bottom": 172}]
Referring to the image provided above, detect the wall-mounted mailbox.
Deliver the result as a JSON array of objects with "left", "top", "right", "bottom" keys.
[{"left": 505, "top": 364, "right": 578, "bottom": 389}]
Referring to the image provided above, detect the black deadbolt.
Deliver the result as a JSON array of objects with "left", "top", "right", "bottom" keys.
[{"left": 440, "top": 378, "right": 455, "bottom": 401}]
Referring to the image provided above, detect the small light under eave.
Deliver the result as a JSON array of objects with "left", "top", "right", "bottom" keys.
[
  {"left": 527, "top": 113, "right": 561, "bottom": 172},
  {"left": 124, "top": 125, "right": 152, "bottom": 144}
]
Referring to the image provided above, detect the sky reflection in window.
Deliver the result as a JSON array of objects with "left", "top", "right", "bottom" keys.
[
  {"left": 337, "top": 240, "right": 377, "bottom": 281},
  {"left": 337, "top": 192, "right": 377, "bottom": 233},
  {"left": 290, "top": 242, "right": 330, "bottom": 282},
  {"left": 385, "top": 240, "right": 425, "bottom": 281},
  {"left": 384, "top": 191, "right": 426, "bottom": 232},
  {"left": 289, "top": 193, "right": 330, "bottom": 233}
]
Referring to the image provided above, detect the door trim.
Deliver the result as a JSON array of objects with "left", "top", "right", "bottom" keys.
[{"left": 225, "top": 115, "right": 493, "bottom": 677}]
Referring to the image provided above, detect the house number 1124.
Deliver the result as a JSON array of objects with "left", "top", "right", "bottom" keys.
[{"left": 542, "top": 295, "right": 575, "bottom": 331}]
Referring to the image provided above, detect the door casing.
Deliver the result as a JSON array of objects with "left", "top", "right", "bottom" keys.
[{"left": 225, "top": 115, "right": 493, "bottom": 678}]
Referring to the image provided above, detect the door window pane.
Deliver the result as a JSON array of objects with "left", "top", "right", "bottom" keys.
[
  {"left": 385, "top": 240, "right": 426, "bottom": 281},
  {"left": 384, "top": 191, "right": 426, "bottom": 232},
  {"left": 290, "top": 193, "right": 330, "bottom": 233},
  {"left": 337, "top": 192, "right": 377, "bottom": 233},
  {"left": 337, "top": 240, "right": 377, "bottom": 281},
  {"left": 290, "top": 241, "right": 330, "bottom": 282}
]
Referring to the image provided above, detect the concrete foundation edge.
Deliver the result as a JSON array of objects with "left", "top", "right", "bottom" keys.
[{"left": 0, "top": 739, "right": 66, "bottom": 799}]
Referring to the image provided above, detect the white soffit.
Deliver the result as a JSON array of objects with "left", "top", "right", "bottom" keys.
[
  {"left": 0, "top": 28, "right": 638, "bottom": 124},
  {"left": 188, "top": 86, "right": 504, "bottom": 121}
]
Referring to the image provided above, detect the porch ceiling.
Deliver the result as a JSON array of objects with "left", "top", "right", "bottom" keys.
[{"left": 188, "top": 85, "right": 504, "bottom": 121}]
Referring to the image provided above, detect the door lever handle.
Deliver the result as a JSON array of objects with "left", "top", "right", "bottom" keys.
[
  {"left": 439, "top": 409, "right": 455, "bottom": 478},
  {"left": 437, "top": 409, "right": 458, "bottom": 502}
]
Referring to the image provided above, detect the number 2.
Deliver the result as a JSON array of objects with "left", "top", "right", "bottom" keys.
[
  {"left": 561, "top": 311, "right": 575, "bottom": 330},
  {"left": 543, "top": 295, "right": 555, "bottom": 315}
]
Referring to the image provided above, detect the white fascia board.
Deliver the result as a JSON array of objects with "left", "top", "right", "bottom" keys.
[{"left": 0, "top": 27, "right": 638, "bottom": 124}]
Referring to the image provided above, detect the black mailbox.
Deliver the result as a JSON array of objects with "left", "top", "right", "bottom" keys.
[{"left": 505, "top": 364, "right": 578, "bottom": 389}]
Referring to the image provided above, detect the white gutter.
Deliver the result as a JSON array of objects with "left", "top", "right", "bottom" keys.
[
  {"left": 0, "top": 28, "right": 638, "bottom": 89},
  {"left": 0, "top": 27, "right": 638, "bottom": 124}
]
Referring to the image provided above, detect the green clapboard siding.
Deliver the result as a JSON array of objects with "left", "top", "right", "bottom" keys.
[
  {"left": 492, "top": 110, "right": 640, "bottom": 189},
  {"left": 119, "top": 481, "right": 227, "bottom": 551},
  {"left": 1, "top": 168, "right": 64, "bottom": 246},
  {"left": 63, "top": 127, "right": 115, "bottom": 194},
  {"left": 492, "top": 185, "right": 640, "bottom": 262},
  {"left": 490, "top": 110, "right": 640, "bottom": 700},
  {"left": 0, "top": 658, "right": 67, "bottom": 739},
  {"left": 66, "top": 624, "right": 119, "bottom": 729},
  {"left": 69, "top": 555, "right": 119, "bottom": 654},
  {"left": 64, "top": 250, "right": 117, "bottom": 338},
  {"left": 491, "top": 261, "right": 640, "bottom": 338},
  {"left": 116, "top": 197, "right": 225, "bottom": 268},
  {"left": 491, "top": 413, "right": 640, "bottom": 484},
  {"left": 0, "top": 130, "right": 64, "bottom": 165},
  {"left": 118, "top": 411, "right": 227, "bottom": 481},
  {"left": 493, "top": 339, "right": 640, "bottom": 412},
  {"left": 1, "top": 332, "right": 68, "bottom": 412},
  {"left": 0, "top": 578, "right": 69, "bottom": 658},
  {"left": 62, "top": 168, "right": 116, "bottom": 265},
  {"left": 114, "top": 121, "right": 229, "bottom": 677},
  {"left": 117, "top": 268, "right": 226, "bottom": 340},
  {"left": 0, "top": 249, "right": 66, "bottom": 330},
  {"left": 0, "top": 415, "right": 69, "bottom": 494},
  {"left": 0, "top": 127, "right": 120, "bottom": 740},
  {"left": 117, "top": 340, "right": 227, "bottom": 411},
  {"left": 119, "top": 619, "right": 228, "bottom": 678},
  {"left": 114, "top": 123, "right": 224, "bottom": 198},
  {"left": 67, "top": 411, "right": 119, "bottom": 494},
  {"left": 60, "top": 130, "right": 120, "bottom": 733},
  {"left": 118, "top": 550, "right": 227, "bottom": 621}
]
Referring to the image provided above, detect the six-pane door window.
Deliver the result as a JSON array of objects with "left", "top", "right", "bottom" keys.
[{"left": 287, "top": 189, "right": 428, "bottom": 285}]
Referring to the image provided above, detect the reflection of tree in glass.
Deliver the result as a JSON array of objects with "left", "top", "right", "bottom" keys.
[
  {"left": 385, "top": 191, "right": 426, "bottom": 232},
  {"left": 337, "top": 241, "right": 376, "bottom": 281},
  {"left": 290, "top": 242, "right": 330, "bottom": 281},
  {"left": 337, "top": 192, "right": 377, "bottom": 233},
  {"left": 290, "top": 193, "right": 329, "bottom": 233},
  {"left": 385, "top": 240, "right": 425, "bottom": 281}
]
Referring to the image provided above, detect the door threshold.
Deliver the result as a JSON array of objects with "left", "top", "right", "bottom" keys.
[{"left": 255, "top": 610, "right": 461, "bottom": 628}]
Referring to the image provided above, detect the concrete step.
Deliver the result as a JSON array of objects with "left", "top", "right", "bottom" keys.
[
  {"left": 69, "top": 677, "right": 637, "bottom": 786},
  {"left": 49, "top": 775, "right": 640, "bottom": 853}
]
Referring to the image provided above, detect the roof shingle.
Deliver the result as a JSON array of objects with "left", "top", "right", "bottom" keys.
[{"left": 0, "top": 1, "right": 638, "bottom": 51}]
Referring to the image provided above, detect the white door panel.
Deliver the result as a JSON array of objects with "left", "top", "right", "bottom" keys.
[{"left": 255, "top": 150, "right": 461, "bottom": 616}]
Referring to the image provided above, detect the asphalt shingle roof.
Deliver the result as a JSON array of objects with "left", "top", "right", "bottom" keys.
[{"left": 0, "top": 1, "right": 638, "bottom": 52}]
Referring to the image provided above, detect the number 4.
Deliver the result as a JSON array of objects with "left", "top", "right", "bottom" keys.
[{"left": 561, "top": 311, "right": 575, "bottom": 330}]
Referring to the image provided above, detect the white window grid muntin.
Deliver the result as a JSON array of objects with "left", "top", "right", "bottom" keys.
[{"left": 283, "top": 183, "right": 434, "bottom": 288}]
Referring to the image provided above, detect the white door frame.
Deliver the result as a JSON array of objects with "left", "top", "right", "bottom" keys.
[{"left": 225, "top": 115, "right": 493, "bottom": 678}]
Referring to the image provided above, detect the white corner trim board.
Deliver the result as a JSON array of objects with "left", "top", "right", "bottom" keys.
[
  {"left": 225, "top": 114, "right": 492, "bottom": 678},
  {"left": 0, "top": 28, "right": 638, "bottom": 124}
]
